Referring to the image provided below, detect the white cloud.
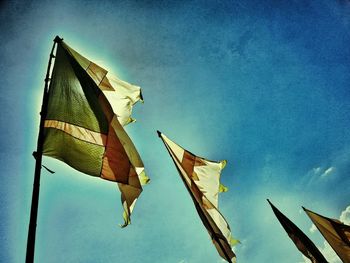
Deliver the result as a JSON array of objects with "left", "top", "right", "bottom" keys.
[
  {"left": 309, "top": 224, "right": 317, "bottom": 233},
  {"left": 313, "top": 167, "right": 322, "bottom": 175},
  {"left": 306, "top": 166, "right": 336, "bottom": 185},
  {"left": 339, "top": 205, "right": 350, "bottom": 224},
  {"left": 319, "top": 241, "right": 341, "bottom": 263},
  {"left": 321, "top": 167, "right": 335, "bottom": 177},
  {"left": 310, "top": 166, "right": 335, "bottom": 177},
  {"left": 299, "top": 244, "right": 341, "bottom": 263},
  {"left": 299, "top": 255, "right": 310, "bottom": 263}
]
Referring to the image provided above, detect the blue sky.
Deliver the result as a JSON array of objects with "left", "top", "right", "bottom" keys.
[{"left": 1, "top": 0, "right": 350, "bottom": 262}]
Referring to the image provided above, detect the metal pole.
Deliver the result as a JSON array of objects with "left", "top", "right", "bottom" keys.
[{"left": 25, "top": 36, "right": 62, "bottom": 263}]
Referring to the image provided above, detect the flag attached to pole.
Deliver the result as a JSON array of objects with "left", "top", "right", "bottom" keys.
[
  {"left": 158, "top": 131, "right": 238, "bottom": 263},
  {"left": 43, "top": 38, "right": 149, "bottom": 227},
  {"left": 267, "top": 200, "right": 327, "bottom": 263},
  {"left": 304, "top": 207, "right": 350, "bottom": 263}
]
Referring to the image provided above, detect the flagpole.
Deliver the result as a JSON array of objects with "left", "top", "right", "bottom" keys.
[
  {"left": 157, "top": 131, "right": 233, "bottom": 263},
  {"left": 26, "top": 35, "right": 62, "bottom": 263}
]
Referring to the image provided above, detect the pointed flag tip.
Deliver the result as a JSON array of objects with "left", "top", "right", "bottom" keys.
[
  {"left": 54, "top": 36, "right": 63, "bottom": 43},
  {"left": 156, "top": 130, "right": 162, "bottom": 137},
  {"left": 220, "top": 159, "right": 227, "bottom": 169},
  {"left": 140, "top": 90, "right": 144, "bottom": 102}
]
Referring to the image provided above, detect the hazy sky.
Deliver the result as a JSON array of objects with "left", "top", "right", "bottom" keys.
[{"left": 1, "top": 0, "right": 350, "bottom": 262}]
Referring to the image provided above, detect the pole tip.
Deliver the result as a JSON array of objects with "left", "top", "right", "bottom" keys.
[
  {"left": 156, "top": 130, "right": 162, "bottom": 137},
  {"left": 54, "top": 36, "right": 63, "bottom": 43}
]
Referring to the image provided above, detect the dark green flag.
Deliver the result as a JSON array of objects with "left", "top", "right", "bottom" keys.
[{"left": 42, "top": 39, "right": 149, "bottom": 226}]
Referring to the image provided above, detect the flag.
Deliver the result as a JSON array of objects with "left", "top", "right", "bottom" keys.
[
  {"left": 158, "top": 131, "right": 238, "bottom": 263},
  {"left": 304, "top": 207, "right": 350, "bottom": 263},
  {"left": 42, "top": 38, "right": 149, "bottom": 227},
  {"left": 267, "top": 200, "right": 327, "bottom": 263}
]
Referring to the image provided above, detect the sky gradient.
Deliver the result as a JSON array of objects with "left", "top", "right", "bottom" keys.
[{"left": 1, "top": 0, "right": 350, "bottom": 262}]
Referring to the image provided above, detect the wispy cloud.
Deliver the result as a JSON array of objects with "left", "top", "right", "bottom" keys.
[
  {"left": 309, "top": 224, "right": 317, "bottom": 233},
  {"left": 340, "top": 205, "right": 350, "bottom": 224},
  {"left": 320, "top": 167, "right": 335, "bottom": 177},
  {"left": 312, "top": 167, "right": 322, "bottom": 175},
  {"left": 319, "top": 241, "right": 341, "bottom": 263},
  {"left": 300, "top": 255, "right": 310, "bottom": 263},
  {"left": 311, "top": 166, "right": 335, "bottom": 178},
  {"left": 299, "top": 241, "right": 342, "bottom": 263},
  {"left": 304, "top": 166, "right": 336, "bottom": 186},
  {"left": 299, "top": 242, "right": 340, "bottom": 263}
]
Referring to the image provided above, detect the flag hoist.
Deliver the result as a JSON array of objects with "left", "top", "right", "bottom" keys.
[
  {"left": 157, "top": 131, "right": 239, "bottom": 263},
  {"left": 26, "top": 36, "right": 149, "bottom": 263}
]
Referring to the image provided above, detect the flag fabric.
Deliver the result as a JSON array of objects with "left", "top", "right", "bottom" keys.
[
  {"left": 304, "top": 207, "right": 350, "bottom": 263},
  {"left": 267, "top": 200, "right": 327, "bottom": 263},
  {"left": 158, "top": 131, "right": 238, "bottom": 263},
  {"left": 43, "top": 39, "right": 149, "bottom": 227}
]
